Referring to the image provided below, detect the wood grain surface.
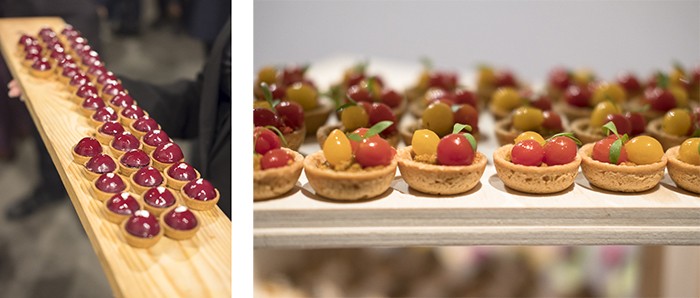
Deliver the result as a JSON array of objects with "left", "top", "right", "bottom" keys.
[
  {"left": 254, "top": 55, "right": 700, "bottom": 248},
  {"left": 0, "top": 17, "right": 231, "bottom": 297}
]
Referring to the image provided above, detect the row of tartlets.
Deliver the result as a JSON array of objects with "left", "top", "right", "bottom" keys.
[
  {"left": 18, "top": 25, "right": 220, "bottom": 248},
  {"left": 254, "top": 120, "right": 700, "bottom": 202}
]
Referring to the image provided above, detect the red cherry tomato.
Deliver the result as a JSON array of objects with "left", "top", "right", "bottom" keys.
[
  {"left": 367, "top": 102, "right": 397, "bottom": 137},
  {"left": 543, "top": 136, "right": 577, "bottom": 166},
  {"left": 592, "top": 135, "right": 628, "bottom": 164},
  {"left": 348, "top": 128, "right": 383, "bottom": 153},
  {"left": 276, "top": 100, "right": 305, "bottom": 130},
  {"left": 254, "top": 127, "right": 281, "bottom": 155},
  {"left": 453, "top": 89, "right": 477, "bottom": 107},
  {"left": 354, "top": 138, "right": 394, "bottom": 168},
  {"left": 542, "top": 110, "right": 564, "bottom": 132},
  {"left": 380, "top": 89, "right": 403, "bottom": 108},
  {"left": 260, "top": 148, "right": 291, "bottom": 169},
  {"left": 436, "top": 134, "right": 474, "bottom": 166},
  {"left": 511, "top": 139, "right": 544, "bottom": 166},
  {"left": 453, "top": 104, "right": 479, "bottom": 133}
]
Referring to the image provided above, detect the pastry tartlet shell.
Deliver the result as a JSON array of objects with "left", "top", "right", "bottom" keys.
[
  {"left": 254, "top": 148, "right": 304, "bottom": 201},
  {"left": 493, "top": 144, "right": 582, "bottom": 194},
  {"left": 665, "top": 146, "right": 700, "bottom": 194},
  {"left": 396, "top": 147, "right": 487, "bottom": 195},
  {"left": 579, "top": 143, "right": 667, "bottom": 192}
]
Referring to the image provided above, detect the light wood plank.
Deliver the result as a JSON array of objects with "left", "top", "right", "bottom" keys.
[{"left": 0, "top": 17, "right": 231, "bottom": 297}]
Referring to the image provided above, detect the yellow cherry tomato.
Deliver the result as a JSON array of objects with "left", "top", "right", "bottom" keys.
[
  {"left": 514, "top": 131, "right": 546, "bottom": 146},
  {"left": 253, "top": 100, "right": 272, "bottom": 110},
  {"left": 416, "top": 70, "right": 430, "bottom": 90},
  {"left": 323, "top": 129, "right": 352, "bottom": 166},
  {"left": 669, "top": 85, "right": 688, "bottom": 108},
  {"left": 477, "top": 66, "right": 496, "bottom": 88},
  {"left": 572, "top": 69, "right": 595, "bottom": 86},
  {"left": 590, "top": 101, "right": 622, "bottom": 128},
  {"left": 678, "top": 138, "right": 700, "bottom": 165},
  {"left": 286, "top": 82, "right": 318, "bottom": 110},
  {"left": 422, "top": 102, "right": 454, "bottom": 137},
  {"left": 411, "top": 129, "right": 440, "bottom": 156},
  {"left": 490, "top": 87, "right": 522, "bottom": 112},
  {"left": 340, "top": 105, "right": 369, "bottom": 131},
  {"left": 512, "top": 107, "right": 545, "bottom": 131},
  {"left": 624, "top": 136, "right": 664, "bottom": 165},
  {"left": 662, "top": 108, "right": 692, "bottom": 137},
  {"left": 591, "top": 82, "right": 627, "bottom": 106},
  {"left": 670, "top": 67, "right": 687, "bottom": 87},
  {"left": 257, "top": 66, "right": 278, "bottom": 85}
]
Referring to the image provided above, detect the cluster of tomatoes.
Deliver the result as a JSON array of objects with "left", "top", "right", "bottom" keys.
[
  {"left": 411, "top": 125, "right": 477, "bottom": 166},
  {"left": 509, "top": 132, "right": 579, "bottom": 167},
  {"left": 254, "top": 127, "right": 293, "bottom": 170},
  {"left": 323, "top": 123, "right": 396, "bottom": 169}
]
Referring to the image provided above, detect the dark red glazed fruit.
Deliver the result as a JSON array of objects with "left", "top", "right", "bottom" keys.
[
  {"left": 183, "top": 178, "right": 217, "bottom": 201},
  {"left": 120, "top": 149, "right": 150, "bottom": 168},
  {"left": 143, "top": 187, "right": 176, "bottom": 209},
  {"left": 85, "top": 153, "right": 117, "bottom": 173},
  {"left": 143, "top": 130, "right": 170, "bottom": 147},
  {"left": 69, "top": 73, "right": 89, "bottom": 88},
  {"left": 167, "top": 162, "right": 197, "bottom": 181},
  {"left": 18, "top": 34, "right": 36, "bottom": 48},
  {"left": 74, "top": 137, "right": 102, "bottom": 157},
  {"left": 153, "top": 142, "right": 184, "bottom": 163},
  {"left": 99, "top": 121, "right": 125, "bottom": 136},
  {"left": 163, "top": 206, "right": 198, "bottom": 230},
  {"left": 95, "top": 173, "right": 126, "bottom": 193},
  {"left": 106, "top": 193, "right": 140, "bottom": 216},
  {"left": 97, "top": 71, "right": 118, "bottom": 86},
  {"left": 76, "top": 83, "right": 98, "bottom": 99},
  {"left": 24, "top": 44, "right": 42, "bottom": 55},
  {"left": 111, "top": 132, "right": 140, "bottom": 151},
  {"left": 23, "top": 51, "right": 41, "bottom": 64},
  {"left": 102, "top": 81, "right": 124, "bottom": 98},
  {"left": 132, "top": 116, "right": 159, "bottom": 133},
  {"left": 124, "top": 210, "right": 160, "bottom": 238},
  {"left": 61, "top": 64, "right": 80, "bottom": 78},
  {"left": 31, "top": 58, "right": 51, "bottom": 71},
  {"left": 109, "top": 92, "right": 135, "bottom": 109},
  {"left": 132, "top": 166, "right": 164, "bottom": 187},
  {"left": 86, "top": 62, "right": 107, "bottom": 79},
  {"left": 81, "top": 94, "right": 105, "bottom": 111},
  {"left": 92, "top": 106, "right": 118, "bottom": 123},
  {"left": 120, "top": 105, "right": 145, "bottom": 120}
]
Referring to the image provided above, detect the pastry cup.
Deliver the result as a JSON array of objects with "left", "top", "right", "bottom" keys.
[
  {"left": 71, "top": 146, "right": 98, "bottom": 165},
  {"left": 180, "top": 186, "right": 220, "bottom": 211},
  {"left": 119, "top": 159, "right": 151, "bottom": 177},
  {"left": 79, "top": 106, "right": 101, "bottom": 117},
  {"left": 646, "top": 118, "right": 687, "bottom": 151},
  {"left": 109, "top": 142, "right": 142, "bottom": 159},
  {"left": 102, "top": 193, "right": 142, "bottom": 224},
  {"left": 119, "top": 111, "right": 149, "bottom": 129},
  {"left": 493, "top": 144, "right": 582, "bottom": 194},
  {"left": 254, "top": 148, "right": 304, "bottom": 201},
  {"left": 129, "top": 171, "right": 165, "bottom": 195},
  {"left": 164, "top": 164, "right": 201, "bottom": 190},
  {"left": 570, "top": 118, "right": 605, "bottom": 145},
  {"left": 151, "top": 156, "right": 184, "bottom": 172},
  {"left": 95, "top": 131, "right": 116, "bottom": 145},
  {"left": 82, "top": 162, "right": 119, "bottom": 181},
  {"left": 88, "top": 117, "right": 117, "bottom": 129},
  {"left": 303, "top": 151, "right": 397, "bottom": 201},
  {"left": 493, "top": 118, "right": 567, "bottom": 146},
  {"left": 29, "top": 68, "right": 53, "bottom": 79},
  {"left": 161, "top": 207, "right": 200, "bottom": 240},
  {"left": 304, "top": 100, "right": 334, "bottom": 137},
  {"left": 316, "top": 123, "right": 400, "bottom": 148},
  {"left": 665, "top": 146, "right": 700, "bottom": 194},
  {"left": 555, "top": 102, "right": 592, "bottom": 122},
  {"left": 141, "top": 142, "right": 157, "bottom": 154},
  {"left": 579, "top": 143, "right": 667, "bottom": 192},
  {"left": 399, "top": 120, "right": 481, "bottom": 146},
  {"left": 488, "top": 105, "right": 511, "bottom": 121},
  {"left": 91, "top": 175, "right": 130, "bottom": 202},
  {"left": 283, "top": 126, "right": 306, "bottom": 152},
  {"left": 129, "top": 122, "right": 160, "bottom": 140},
  {"left": 143, "top": 195, "right": 177, "bottom": 217},
  {"left": 396, "top": 147, "right": 487, "bottom": 195},
  {"left": 122, "top": 214, "right": 163, "bottom": 249}
]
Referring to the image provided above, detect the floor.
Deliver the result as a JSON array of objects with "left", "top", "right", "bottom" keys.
[{"left": 0, "top": 7, "right": 204, "bottom": 297}]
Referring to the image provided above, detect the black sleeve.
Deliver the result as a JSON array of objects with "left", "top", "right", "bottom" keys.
[{"left": 119, "top": 74, "right": 203, "bottom": 140}]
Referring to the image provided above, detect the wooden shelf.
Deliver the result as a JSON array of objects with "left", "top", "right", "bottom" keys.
[
  {"left": 254, "top": 55, "right": 700, "bottom": 249},
  {"left": 0, "top": 17, "right": 231, "bottom": 297}
]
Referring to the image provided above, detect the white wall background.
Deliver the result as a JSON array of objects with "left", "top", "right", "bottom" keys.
[{"left": 254, "top": 0, "right": 700, "bottom": 84}]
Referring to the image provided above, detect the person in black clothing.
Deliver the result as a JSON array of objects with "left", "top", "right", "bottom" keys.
[{"left": 7, "top": 20, "right": 232, "bottom": 218}]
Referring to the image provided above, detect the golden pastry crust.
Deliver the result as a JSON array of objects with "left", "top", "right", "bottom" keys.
[
  {"left": 570, "top": 118, "right": 605, "bottom": 145},
  {"left": 303, "top": 100, "right": 333, "bottom": 137},
  {"left": 129, "top": 122, "right": 159, "bottom": 140},
  {"left": 554, "top": 101, "right": 591, "bottom": 122},
  {"left": 95, "top": 131, "right": 114, "bottom": 145},
  {"left": 488, "top": 105, "right": 511, "bottom": 121},
  {"left": 119, "top": 111, "right": 149, "bottom": 130},
  {"left": 396, "top": 147, "right": 487, "bottom": 195},
  {"left": 161, "top": 206, "right": 200, "bottom": 240},
  {"left": 164, "top": 164, "right": 201, "bottom": 191},
  {"left": 121, "top": 212, "right": 163, "bottom": 249},
  {"left": 493, "top": 144, "right": 582, "bottom": 194},
  {"left": 129, "top": 170, "right": 165, "bottom": 195},
  {"left": 29, "top": 67, "right": 53, "bottom": 79},
  {"left": 646, "top": 118, "right": 687, "bottom": 151},
  {"left": 579, "top": 143, "right": 667, "bottom": 192},
  {"left": 284, "top": 125, "right": 306, "bottom": 152},
  {"left": 71, "top": 145, "right": 94, "bottom": 165},
  {"left": 109, "top": 142, "right": 142, "bottom": 159},
  {"left": 180, "top": 186, "right": 220, "bottom": 211},
  {"left": 316, "top": 123, "right": 400, "bottom": 148},
  {"left": 254, "top": 148, "right": 304, "bottom": 201},
  {"left": 91, "top": 175, "right": 130, "bottom": 202},
  {"left": 665, "top": 146, "right": 700, "bottom": 194},
  {"left": 303, "top": 151, "right": 397, "bottom": 201},
  {"left": 103, "top": 193, "right": 142, "bottom": 224},
  {"left": 150, "top": 155, "right": 183, "bottom": 172},
  {"left": 399, "top": 120, "right": 481, "bottom": 146}
]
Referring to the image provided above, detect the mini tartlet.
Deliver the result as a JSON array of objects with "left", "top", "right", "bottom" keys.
[
  {"left": 122, "top": 210, "right": 163, "bottom": 248},
  {"left": 142, "top": 186, "right": 178, "bottom": 216},
  {"left": 130, "top": 166, "right": 165, "bottom": 195},
  {"left": 89, "top": 106, "right": 119, "bottom": 128},
  {"left": 72, "top": 137, "right": 103, "bottom": 164},
  {"left": 103, "top": 192, "right": 141, "bottom": 224},
  {"left": 180, "top": 178, "right": 220, "bottom": 211},
  {"left": 303, "top": 150, "right": 397, "bottom": 201},
  {"left": 118, "top": 149, "right": 151, "bottom": 176},
  {"left": 129, "top": 116, "right": 159, "bottom": 139},
  {"left": 92, "top": 172, "right": 130, "bottom": 201},
  {"left": 151, "top": 142, "right": 185, "bottom": 171},
  {"left": 493, "top": 144, "right": 582, "bottom": 194},
  {"left": 83, "top": 153, "right": 118, "bottom": 180},
  {"left": 109, "top": 131, "right": 142, "bottom": 157},
  {"left": 646, "top": 118, "right": 689, "bottom": 151},
  {"left": 579, "top": 143, "right": 667, "bottom": 192},
  {"left": 95, "top": 121, "right": 125, "bottom": 145},
  {"left": 254, "top": 148, "right": 304, "bottom": 200},
  {"left": 665, "top": 144, "right": 700, "bottom": 194},
  {"left": 396, "top": 146, "right": 487, "bottom": 195},
  {"left": 141, "top": 129, "right": 171, "bottom": 154},
  {"left": 317, "top": 123, "right": 400, "bottom": 148},
  {"left": 161, "top": 206, "right": 199, "bottom": 240}
]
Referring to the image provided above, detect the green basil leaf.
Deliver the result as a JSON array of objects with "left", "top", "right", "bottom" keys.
[
  {"left": 264, "top": 125, "right": 288, "bottom": 146},
  {"left": 345, "top": 93, "right": 358, "bottom": 105},
  {"left": 336, "top": 102, "right": 356, "bottom": 113},
  {"left": 602, "top": 121, "right": 620, "bottom": 138},
  {"left": 657, "top": 71, "right": 669, "bottom": 89},
  {"left": 452, "top": 123, "right": 472, "bottom": 134},
  {"left": 300, "top": 64, "right": 310, "bottom": 75},
  {"left": 691, "top": 128, "right": 700, "bottom": 138},
  {"left": 259, "top": 82, "right": 276, "bottom": 113},
  {"left": 547, "top": 132, "right": 583, "bottom": 146},
  {"left": 609, "top": 138, "right": 623, "bottom": 164},
  {"left": 463, "top": 133, "right": 477, "bottom": 152},
  {"left": 346, "top": 133, "right": 363, "bottom": 142},
  {"left": 420, "top": 57, "right": 433, "bottom": 70},
  {"left": 621, "top": 133, "right": 629, "bottom": 144},
  {"left": 354, "top": 61, "right": 368, "bottom": 74},
  {"left": 365, "top": 121, "right": 393, "bottom": 138}
]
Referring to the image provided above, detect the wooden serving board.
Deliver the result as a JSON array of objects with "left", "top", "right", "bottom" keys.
[
  {"left": 0, "top": 17, "right": 231, "bottom": 297},
  {"left": 254, "top": 55, "right": 700, "bottom": 248}
]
